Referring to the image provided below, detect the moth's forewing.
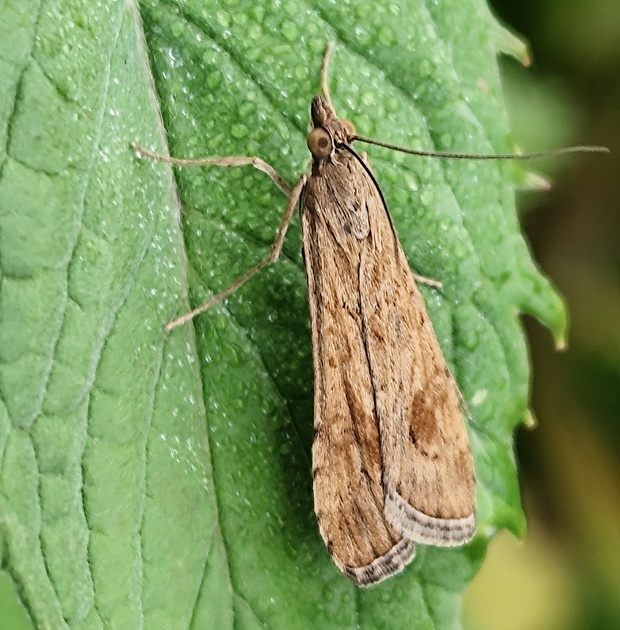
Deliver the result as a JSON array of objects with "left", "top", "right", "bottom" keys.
[
  {"left": 302, "top": 152, "right": 416, "bottom": 586},
  {"left": 358, "top": 186, "right": 476, "bottom": 545}
]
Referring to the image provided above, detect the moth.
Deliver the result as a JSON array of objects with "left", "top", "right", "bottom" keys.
[
  {"left": 301, "top": 92, "right": 476, "bottom": 585},
  {"left": 133, "top": 43, "right": 605, "bottom": 586}
]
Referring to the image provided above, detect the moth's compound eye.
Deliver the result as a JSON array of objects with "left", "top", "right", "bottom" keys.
[{"left": 307, "top": 128, "right": 333, "bottom": 158}]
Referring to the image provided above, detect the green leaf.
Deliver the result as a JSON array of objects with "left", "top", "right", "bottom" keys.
[{"left": 0, "top": 0, "right": 565, "bottom": 628}]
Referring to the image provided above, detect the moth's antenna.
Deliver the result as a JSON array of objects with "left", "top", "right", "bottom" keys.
[
  {"left": 353, "top": 136, "right": 609, "bottom": 160},
  {"left": 321, "top": 41, "right": 334, "bottom": 109}
]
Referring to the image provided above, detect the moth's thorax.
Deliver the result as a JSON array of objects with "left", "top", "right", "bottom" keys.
[{"left": 308, "top": 95, "right": 356, "bottom": 162}]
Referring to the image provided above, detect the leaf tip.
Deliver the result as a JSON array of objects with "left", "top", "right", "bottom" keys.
[
  {"left": 523, "top": 171, "right": 553, "bottom": 192},
  {"left": 523, "top": 409, "right": 537, "bottom": 429},
  {"left": 493, "top": 23, "right": 530, "bottom": 66},
  {"left": 550, "top": 302, "right": 569, "bottom": 351},
  {"left": 554, "top": 332, "right": 568, "bottom": 352}
]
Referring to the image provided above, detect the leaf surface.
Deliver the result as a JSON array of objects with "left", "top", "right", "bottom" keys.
[{"left": 0, "top": 0, "right": 565, "bottom": 627}]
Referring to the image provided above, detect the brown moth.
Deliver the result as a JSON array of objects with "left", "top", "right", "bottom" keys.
[
  {"left": 132, "top": 42, "right": 606, "bottom": 586},
  {"left": 301, "top": 92, "right": 476, "bottom": 585}
]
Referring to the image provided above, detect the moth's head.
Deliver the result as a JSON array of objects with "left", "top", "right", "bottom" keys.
[{"left": 308, "top": 95, "right": 356, "bottom": 160}]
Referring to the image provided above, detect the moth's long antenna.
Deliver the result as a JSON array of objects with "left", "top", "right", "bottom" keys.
[
  {"left": 353, "top": 136, "right": 609, "bottom": 160},
  {"left": 321, "top": 41, "right": 334, "bottom": 108}
]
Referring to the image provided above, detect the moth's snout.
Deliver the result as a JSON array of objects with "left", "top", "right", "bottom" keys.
[{"left": 311, "top": 94, "right": 330, "bottom": 124}]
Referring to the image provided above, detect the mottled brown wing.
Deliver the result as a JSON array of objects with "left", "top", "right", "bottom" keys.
[
  {"left": 302, "top": 156, "right": 415, "bottom": 586},
  {"left": 359, "top": 180, "right": 476, "bottom": 546}
]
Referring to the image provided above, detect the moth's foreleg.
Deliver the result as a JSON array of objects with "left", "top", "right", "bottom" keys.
[{"left": 131, "top": 142, "right": 305, "bottom": 330}]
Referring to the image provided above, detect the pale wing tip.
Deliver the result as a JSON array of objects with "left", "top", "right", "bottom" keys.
[
  {"left": 385, "top": 490, "right": 476, "bottom": 547},
  {"left": 343, "top": 538, "right": 416, "bottom": 587}
]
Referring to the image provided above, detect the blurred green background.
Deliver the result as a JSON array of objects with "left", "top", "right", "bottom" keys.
[{"left": 464, "top": 1, "right": 620, "bottom": 629}]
